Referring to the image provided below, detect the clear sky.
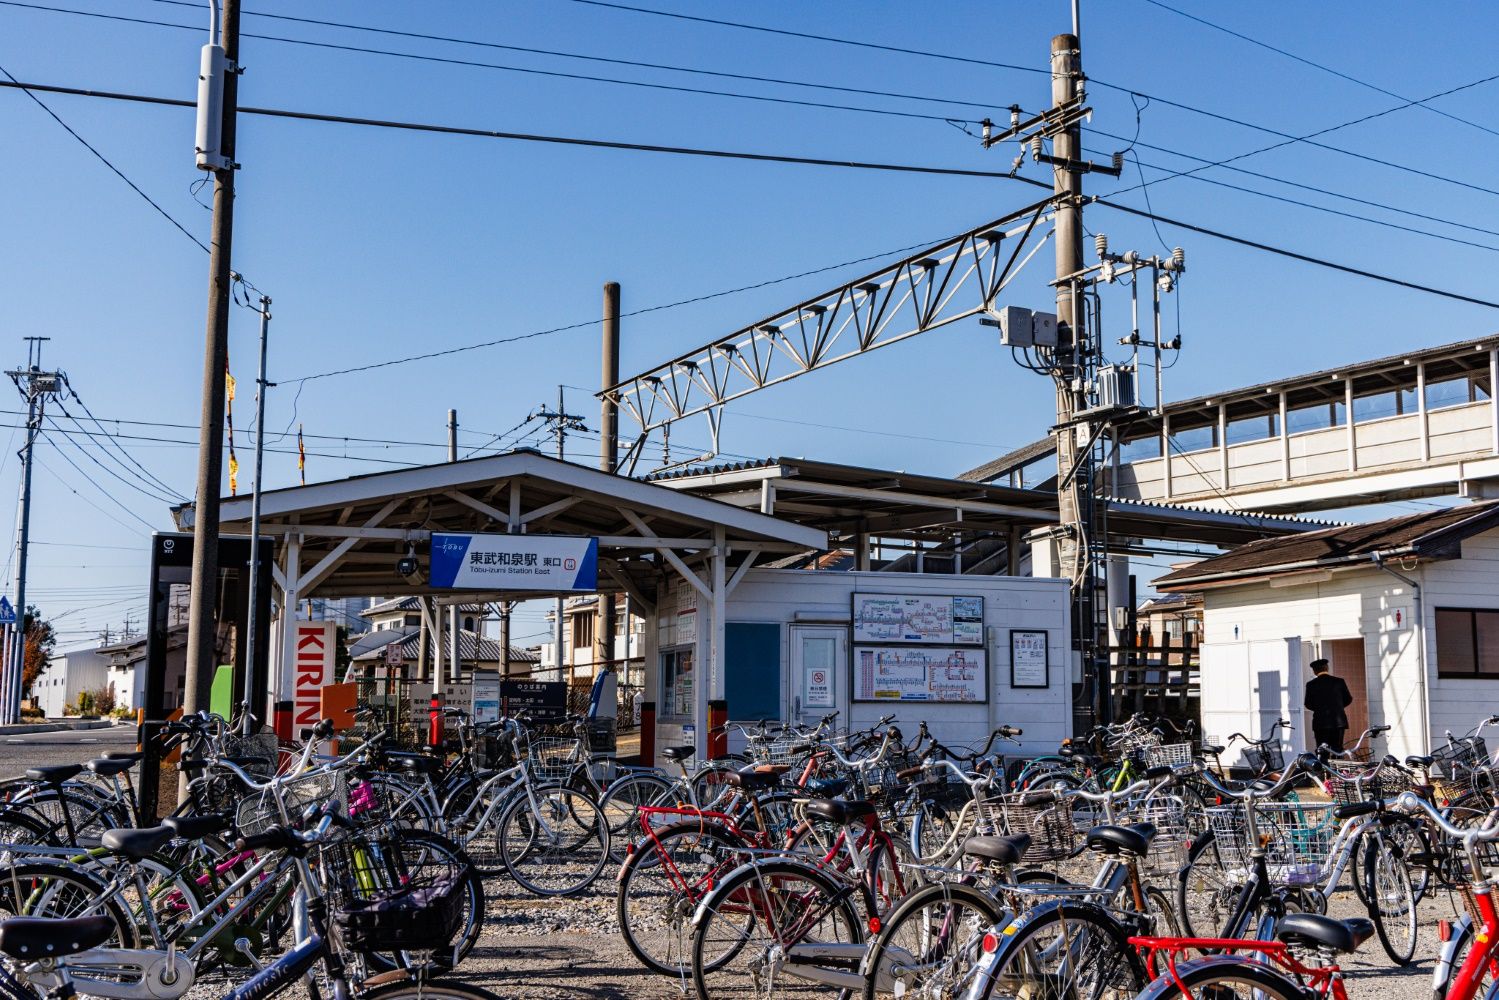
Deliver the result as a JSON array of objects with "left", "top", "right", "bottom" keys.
[{"left": 3, "top": 1, "right": 1498, "bottom": 642}]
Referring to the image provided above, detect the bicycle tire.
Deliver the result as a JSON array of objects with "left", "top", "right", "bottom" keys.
[
  {"left": 967, "top": 899, "right": 1145, "bottom": 1000},
  {"left": 690, "top": 857, "right": 864, "bottom": 999},
  {"left": 0, "top": 861, "right": 138, "bottom": 949},
  {"left": 597, "top": 771, "right": 673, "bottom": 857},
  {"left": 1363, "top": 828, "right": 1418, "bottom": 965},
  {"left": 616, "top": 819, "right": 746, "bottom": 977},
  {"left": 1175, "top": 829, "right": 1237, "bottom": 938},
  {"left": 0, "top": 807, "right": 58, "bottom": 846},
  {"left": 498, "top": 785, "right": 610, "bottom": 896},
  {"left": 359, "top": 974, "right": 512, "bottom": 1000},
  {"left": 859, "top": 880, "right": 1006, "bottom": 1000},
  {"left": 1134, "top": 954, "right": 1307, "bottom": 1000}
]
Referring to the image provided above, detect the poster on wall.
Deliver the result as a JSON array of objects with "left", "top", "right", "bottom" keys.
[
  {"left": 853, "top": 645, "right": 987, "bottom": 702},
  {"left": 852, "top": 593, "right": 984, "bottom": 645},
  {"left": 1009, "top": 629, "right": 1050, "bottom": 688}
]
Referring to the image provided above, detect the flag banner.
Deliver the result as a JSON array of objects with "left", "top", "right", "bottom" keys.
[{"left": 429, "top": 533, "right": 598, "bottom": 591}]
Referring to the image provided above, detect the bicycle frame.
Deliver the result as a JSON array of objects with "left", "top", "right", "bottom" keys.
[{"left": 1131, "top": 936, "right": 1352, "bottom": 1000}]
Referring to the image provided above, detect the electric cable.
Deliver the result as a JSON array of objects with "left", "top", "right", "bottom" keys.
[
  {"left": 41, "top": 415, "right": 179, "bottom": 505},
  {"left": 54, "top": 392, "right": 187, "bottom": 501},
  {"left": 32, "top": 448, "right": 155, "bottom": 534}
]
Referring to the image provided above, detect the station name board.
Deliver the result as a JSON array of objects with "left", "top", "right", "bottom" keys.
[{"left": 429, "top": 533, "right": 598, "bottom": 591}]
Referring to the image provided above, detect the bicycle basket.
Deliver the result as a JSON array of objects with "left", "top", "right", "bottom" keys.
[
  {"left": 1207, "top": 800, "right": 1334, "bottom": 886},
  {"left": 1248, "top": 743, "right": 1286, "bottom": 776},
  {"left": 749, "top": 737, "right": 811, "bottom": 769},
  {"left": 219, "top": 730, "right": 283, "bottom": 779},
  {"left": 1432, "top": 737, "right": 1490, "bottom": 781},
  {"left": 527, "top": 737, "right": 582, "bottom": 781},
  {"left": 1144, "top": 742, "right": 1194, "bottom": 770},
  {"left": 1326, "top": 764, "right": 1412, "bottom": 806},
  {"left": 995, "top": 792, "right": 1078, "bottom": 862},
  {"left": 1135, "top": 796, "right": 1192, "bottom": 878},
  {"left": 332, "top": 867, "right": 468, "bottom": 953},
  {"left": 475, "top": 732, "right": 515, "bottom": 769},
  {"left": 236, "top": 768, "right": 348, "bottom": 838}
]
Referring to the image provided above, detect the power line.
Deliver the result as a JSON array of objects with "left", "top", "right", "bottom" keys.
[
  {"left": 32, "top": 452, "right": 152, "bottom": 535},
  {"left": 1136, "top": 0, "right": 1499, "bottom": 140},
  {"left": 39, "top": 427, "right": 164, "bottom": 526},
  {"left": 59, "top": 378, "right": 186, "bottom": 499},
  {"left": 2, "top": 2, "right": 993, "bottom": 124},
  {"left": 1092, "top": 198, "right": 1499, "bottom": 309},
  {"left": 0, "top": 62, "right": 207, "bottom": 253},
  {"left": 42, "top": 414, "right": 179, "bottom": 505},
  {"left": 564, "top": 0, "right": 1049, "bottom": 77},
  {"left": 53, "top": 398, "right": 186, "bottom": 502}
]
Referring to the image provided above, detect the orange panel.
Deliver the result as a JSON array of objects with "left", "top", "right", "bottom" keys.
[{"left": 321, "top": 682, "right": 358, "bottom": 732}]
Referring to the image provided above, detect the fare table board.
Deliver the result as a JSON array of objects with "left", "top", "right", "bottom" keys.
[{"left": 850, "top": 593, "right": 987, "bottom": 703}]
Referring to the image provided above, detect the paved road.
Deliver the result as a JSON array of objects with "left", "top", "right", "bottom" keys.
[{"left": 0, "top": 722, "right": 137, "bottom": 774}]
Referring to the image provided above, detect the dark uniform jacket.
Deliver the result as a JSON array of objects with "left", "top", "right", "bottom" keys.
[{"left": 1304, "top": 673, "right": 1352, "bottom": 730}]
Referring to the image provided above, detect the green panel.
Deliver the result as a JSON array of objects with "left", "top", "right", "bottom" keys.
[
  {"left": 210, "top": 663, "right": 235, "bottom": 719},
  {"left": 725, "top": 622, "right": 781, "bottom": 721}
]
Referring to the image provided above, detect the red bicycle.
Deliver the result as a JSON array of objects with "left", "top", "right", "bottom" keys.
[{"left": 1128, "top": 791, "right": 1499, "bottom": 1000}]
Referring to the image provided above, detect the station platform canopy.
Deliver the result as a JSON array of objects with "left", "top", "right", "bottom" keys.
[{"left": 173, "top": 448, "right": 829, "bottom": 607}]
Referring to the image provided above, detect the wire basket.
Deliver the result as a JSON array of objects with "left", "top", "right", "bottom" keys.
[
  {"left": 1433, "top": 737, "right": 1490, "bottom": 781},
  {"left": 1326, "top": 764, "right": 1412, "bottom": 806},
  {"left": 1206, "top": 800, "right": 1334, "bottom": 886},
  {"left": 995, "top": 792, "right": 1078, "bottom": 862},
  {"left": 1134, "top": 795, "right": 1192, "bottom": 878},
  {"left": 236, "top": 768, "right": 348, "bottom": 838},
  {"left": 1247, "top": 743, "right": 1286, "bottom": 777},
  {"left": 1144, "top": 743, "right": 1194, "bottom": 770},
  {"left": 527, "top": 736, "right": 583, "bottom": 781},
  {"left": 475, "top": 732, "right": 516, "bottom": 770},
  {"left": 748, "top": 737, "right": 810, "bottom": 769},
  {"left": 322, "top": 834, "right": 469, "bottom": 954},
  {"left": 219, "top": 730, "right": 283, "bottom": 779}
]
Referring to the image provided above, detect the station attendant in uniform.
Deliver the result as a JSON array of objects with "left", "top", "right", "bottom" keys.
[{"left": 1304, "top": 658, "right": 1353, "bottom": 753}]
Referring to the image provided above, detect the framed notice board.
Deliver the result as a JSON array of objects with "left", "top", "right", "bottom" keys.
[{"left": 1009, "top": 629, "right": 1049, "bottom": 688}]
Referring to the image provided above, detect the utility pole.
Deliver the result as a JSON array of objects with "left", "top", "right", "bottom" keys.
[
  {"left": 447, "top": 410, "right": 460, "bottom": 686},
  {"left": 243, "top": 290, "right": 271, "bottom": 733},
  {"left": 1, "top": 339, "right": 60, "bottom": 724},
  {"left": 598, "top": 283, "right": 620, "bottom": 680},
  {"left": 184, "top": 0, "right": 241, "bottom": 721},
  {"left": 535, "top": 388, "right": 589, "bottom": 681}
]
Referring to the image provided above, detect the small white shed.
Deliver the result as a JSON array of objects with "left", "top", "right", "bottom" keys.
[
  {"left": 1154, "top": 500, "right": 1499, "bottom": 765},
  {"left": 34, "top": 643, "right": 110, "bottom": 718},
  {"left": 648, "top": 568, "right": 1072, "bottom": 760}
]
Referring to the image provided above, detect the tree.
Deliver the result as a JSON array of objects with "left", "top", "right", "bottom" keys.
[{"left": 20, "top": 605, "right": 55, "bottom": 698}]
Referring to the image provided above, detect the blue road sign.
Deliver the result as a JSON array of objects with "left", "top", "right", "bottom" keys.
[{"left": 0, "top": 597, "right": 16, "bottom": 625}]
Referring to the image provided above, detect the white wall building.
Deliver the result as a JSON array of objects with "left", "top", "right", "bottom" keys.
[
  {"left": 34, "top": 643, "right": 111, "bottom": 717},
  {"left": 1154, "top": 500, "right": 1499, "bottom": 765}
]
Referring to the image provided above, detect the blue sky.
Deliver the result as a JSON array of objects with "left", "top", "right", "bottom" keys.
[{"left": 3, "top": 1, "right": 1498, "bottom": 641}]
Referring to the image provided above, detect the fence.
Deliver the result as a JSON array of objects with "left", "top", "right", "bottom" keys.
[{"left": 1108, "top": 632, "right": 1199, "bottom": 731}]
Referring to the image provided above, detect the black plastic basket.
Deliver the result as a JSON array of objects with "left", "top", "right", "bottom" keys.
[
  {"left": 333, "top": 870, "right": 468, "bottom": 952},
  {"left": 1432, "top": 737, "right": 1489, "bottom": 781},
  {"left": 1248, "top": 743, "right": 1286, "bottom": 776}
]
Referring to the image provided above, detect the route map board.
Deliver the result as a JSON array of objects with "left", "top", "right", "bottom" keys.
[
  {"left": 853, "top": 646, "right": 987, "bottom": 703},
  {"left": 852, "top": 593, "right": 984, "bottom": 645}
]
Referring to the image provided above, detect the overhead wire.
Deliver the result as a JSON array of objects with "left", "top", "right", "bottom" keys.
[
  {"left": 54, "top": 395, "right": 187, "bottom": 501},
  {"left": 42, "top": 413, "right": 180, "bottom": 505},
  {"left": 32, "top": 451, "right": 153, "bottom": 535}
]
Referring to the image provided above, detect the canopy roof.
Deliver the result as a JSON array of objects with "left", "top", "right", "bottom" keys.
[{"left": 172, "top": 449, "right": 828, "bottom": 600}]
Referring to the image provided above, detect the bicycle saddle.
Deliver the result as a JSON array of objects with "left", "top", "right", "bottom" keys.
[
  {"left": 1199, "top": 744, "right": 1225, "bottom": 755},
  {"left": 102, "top": 751, "right": 144, "bottom": 763},
  {"left": 660, "top": 746, "right": 695, "bottom": 762},
  {"left": 803, "top": 777, "right": 849, "bottom": 799},
  {"left": 384, "top": 751, "right": 440, "bottom": 775},
  {"left": 1276, "top": 913, "right": 1373, "bottom": 953},
  {"left": 803, "top": 798, "right": 877, "bottom": 826},
  {"left": 1085, "top": 822, "right": 1157, "bottom": 857},
  {"left": 0, "top": 915, "right": 115, "bottom": 960},
  {"left": 25, "top": 764, "right": 83, "bottom": 785},
  {"left": 727, "top": 766, "right": 785, "bottom": 790},
  {"left": 963, "top": 834, "right": 1032, "bottom": 865},
  {"left": 162, "top": 813, "right": 232, "bottom": 840},
  {"left": 86, "top": 758, "right": 135, "bottom": 778},
  {"left": 1405, "top": 754, "right": 1435, "bottom": 769},
  {"left": 100, "top": 826, "right": 176, "bottom": 862}
]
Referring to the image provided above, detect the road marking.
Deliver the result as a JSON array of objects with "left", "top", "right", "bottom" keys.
[
  {"left": 80, "top": 738, "right": 99, "bottom": 743},
  {"left": 5, "top": 738, "right": 21, "bottom": 744}
]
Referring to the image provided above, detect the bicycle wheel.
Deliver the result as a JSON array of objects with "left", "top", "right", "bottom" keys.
[
  {"left": 1175, "top": 831, "right": 1238, "bottom": 938},
  {"left": 1363, "top": 830, "right": 1418, "bottom": 965},
  {"left": 860, "top": 880, "right": 1006, "bottom": 1000},
  {"left": 968, "top": 901, "right": 1144, "bottom": 1000},
  {"left": 360, "top": 975, "right": 512, "bottom": 1000},
  {"left": 0, "top": 807, "right": 57, "bottom": 846},
  {"left": 691, "top": 858, "right": 863, "bottom": 999},
  {"left": 356, "top": 830, "right": 485, "bottom": 973},
  {"left": 597, "top": 771, "right": 673, "bottom": 857},
  {"left": 865, "top": 836, "right": 910, "bottom": 917},
  {"left": 498, "top": 785, "right": 610, "bottom": 896},
  {"left": 692, "top": 761, "right": 740, "bottom": 812},
  {"left": 1136, "top": 955, "right": 1308, "bottom": 1000},
  {"left": 0, "top": 861, "right": 138, "bottom": 948},
  {"left": 617, "top": 820, "right": 747, "bottom": 977}
]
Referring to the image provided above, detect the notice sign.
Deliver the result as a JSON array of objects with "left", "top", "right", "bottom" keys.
[
  {"left": 430, "top": 533, "right": 598, "bottom": 591},
  {"left": 805, "top": 666, "right": 834, "bottom": 708},
  {"left": 293, "top": 620, "right": 337, "bottom": 727},
  {"left": 852, "top": 593, "right": 984, "bottom": 645},
  {"left": 1010, "top": 629, "right": 1049, "bottom": 688},
  {"left": 853, "top": 646, "right": 986, "bottom": 703}
]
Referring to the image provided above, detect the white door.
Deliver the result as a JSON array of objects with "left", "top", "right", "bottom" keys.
[{"left": 789, "top": 626, "right": 846, "bottom": 727}]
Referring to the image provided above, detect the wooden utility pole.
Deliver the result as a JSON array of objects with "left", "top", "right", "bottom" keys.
[
  {"left": 598, "top": 283, "right": 620, "bottom": 679},
  {"left": 183, "top": 0, "right": 240, "bottom": 719}
]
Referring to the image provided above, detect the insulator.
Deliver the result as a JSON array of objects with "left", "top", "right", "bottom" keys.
[
  {"left": 1030, "top": 135, "right": 1043, "bottom": 159},
  {"left": 1172, "top": 246, "right": 1186, "bottom": 272},
  {"left": 1010, "top": 105, "right": 1021, "bottom": 128},
  {"left": 1094, "top": 233, "right": 1108, "bottom": 259}
]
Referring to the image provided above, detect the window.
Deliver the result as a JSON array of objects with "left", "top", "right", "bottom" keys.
[
  {"left": 1225, "top": 412, "right": 1280, "bottom": 446},
  {"left": 1119, "top": 436, "right": 1162, "bottom": 463},
  {"left": 660, "top": 648, "right": 695, "bottom": 717},
  {"left": 1436, "top": 607, "right": 1499, "bottom": 678},
  {"left": 1426, "top": 375, "right": 1492, "bottom": 411},
  {"left": 1286, "top": 399, "right": 1347, "bottom": 434},
  {"left": 1352, "top": 386, "right": 1417, "bottom": 422},
  {"left": 571, "top": 614, "right": 595, "bottom": 653},
  {"left": 1168, "top": 423, "right": 1217, "bottom": 454}
]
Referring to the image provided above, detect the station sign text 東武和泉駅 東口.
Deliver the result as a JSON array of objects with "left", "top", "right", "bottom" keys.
[{"left": 428, "top": 533, "right": 598, "bottom": 591}]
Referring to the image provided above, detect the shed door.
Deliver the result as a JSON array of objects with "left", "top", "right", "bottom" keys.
[
  {"left": 1318, "top": 638, "right": 1370, "bottom": 743},
  {"left": 790, "top": 626, "right": 846, "bottom": 728}
]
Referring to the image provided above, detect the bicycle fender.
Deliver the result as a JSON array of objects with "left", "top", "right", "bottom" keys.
[
  {"left": 1432, "top": 913, "right": 1474, "bottom": 1000},
  {"left": 688, "top": 856, "right": 829, "bottom": 930},
  {"left": 1135, "top": 955, "right": 1316, "bottom": 1000}
]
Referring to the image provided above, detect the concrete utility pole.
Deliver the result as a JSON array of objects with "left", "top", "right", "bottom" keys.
[
  {"left": 535, "top": 388, "right": 589, "bottom": 681},
  {"left": 1, "top": 339, "right": 60, "bottom": 724},
  {"left": 243, "top": 292, "right": 271, "bottom": 733},
  {"left": 184, "top": 0, "right": 241, "bottom": 720},
  {"left": 447, "top": 410, "right": 460, "bottom": 685},
  {"left": 598, "top": 283, "right": 620, "bottom": 679}
]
